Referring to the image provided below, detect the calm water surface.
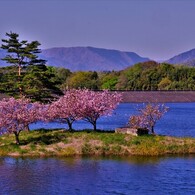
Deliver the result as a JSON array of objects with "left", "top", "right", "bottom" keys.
[
  {"left": 0, "top": 156, "right": 194, "bottom": 195},
  {"left": 31, "top": 103, "right": 195, "bottom": 137}
]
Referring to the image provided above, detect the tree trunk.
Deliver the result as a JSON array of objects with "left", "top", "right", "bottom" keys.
[
  {"left": 151, "top": 126, "right": 155, "bottom": 135},
  {"left": 25, "top": 125, "right": 30, "bottom": 132},
  {"left": 14, "top": 131, "right": 20, "bottom": 145},
  {"left": 18, "top": 65, "right": 21, "bottom": 77},
  {"left": 18, "top": 64, "right": 22, "bottom": 96},
  {"left": 93, "top": 121, "right": 97, "bottom": 131},
  {"left": 67, "top": 120, "right": 73, "bottom": 131}
]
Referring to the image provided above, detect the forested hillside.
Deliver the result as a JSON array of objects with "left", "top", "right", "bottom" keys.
[
  {"left": 0, "top": 61, "right": 195, "bottom": 102},
  {"left": 113, "top": 61, "right": 195, "bottom": 90},
  {"left": 65, "top": 61, "right": 195, "bottom": 91}
]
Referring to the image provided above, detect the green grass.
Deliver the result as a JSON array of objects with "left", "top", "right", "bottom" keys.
[{"left": 0, "top": 129, "right": 194, "bottom": 157}]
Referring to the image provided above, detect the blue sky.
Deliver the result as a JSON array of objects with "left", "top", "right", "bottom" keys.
[{"left": 0, "top": 0, "right": 195, "bottom": 61}]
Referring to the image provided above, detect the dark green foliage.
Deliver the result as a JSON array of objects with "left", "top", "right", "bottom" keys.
[
  {"left": 53, "top": 67, "right": 72, "bottom": 90},
  {"left": 0, "top": 66, "right": 23, "bottom": 95},
  {"left": 1, "top": 32, "right": 46, "bottom": 70},
  {"left": 22, "top": 65, "right": 63, "bottom": 102},
  {"left": 0, "top": 65, "right": 64, "bottom": 102},
  {"left": 1, "top": 31, "right": 49, "bottom": 99}
]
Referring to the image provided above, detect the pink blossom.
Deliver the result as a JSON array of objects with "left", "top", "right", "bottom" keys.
[
  {"left": 129, "top": 103, "right": 168, "bottom": 134},
  {"left": 78, "top": 90, "right": 122, "bottom": 131},
  {"left": 0, "top": 97, "right": 44, "bottom": 144},
  {"left": 46, "top": 89, "right": 85, "bottom": 130},
  {"left": 46, "top": 89, "right": 122, "bottom": 131}
]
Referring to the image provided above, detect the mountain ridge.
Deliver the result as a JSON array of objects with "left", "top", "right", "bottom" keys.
[
  {"left": 166, "top": 48, "right": 195, "bottom": 66},
  {"left": 40, "top": 46, "right": 150, "bottom": 71},
  {"left": 2, "top": 46, "right": 195, "bottom": 69},
  {"left": 0, "top": 46, "right": 150, "bottom": 71}
]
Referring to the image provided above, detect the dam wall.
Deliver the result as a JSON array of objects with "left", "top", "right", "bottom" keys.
[{"left": 117, "top": 91, "right": 195, "bottom": 103}]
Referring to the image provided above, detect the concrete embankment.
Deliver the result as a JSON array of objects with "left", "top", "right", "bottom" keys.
[{"left": 117, "top": 91, "right": 195, "bottom": 103}]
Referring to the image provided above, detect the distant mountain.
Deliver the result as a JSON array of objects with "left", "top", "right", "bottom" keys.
[
  {"left": 0, "top": 46, "right": 150, "bottom": 71},
  {"left": 166, "top": 48, "right": 195, "bottom": 66},
  {"left": 40, "top": 47, "right": 150, "bottom": 71}
]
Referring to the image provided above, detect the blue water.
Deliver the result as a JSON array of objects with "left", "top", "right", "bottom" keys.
[
  {"left": 0, "top": 156, "right": 194, "bottom": 195},
  {"left": 30, "top": 103, "right": 195, "bottom": 137}
]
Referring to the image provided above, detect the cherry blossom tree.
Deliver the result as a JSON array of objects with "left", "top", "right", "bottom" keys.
[
  {"left": 46, "top": 89, "right": 84, "bottom": 131},
  {"left": 129, "top": 103, "right": 168, "bottom": 135},
  {"left": 79, "top": 90, "right": 122, "bottom": 131},
  {"left": 129, "top": 115, "right": 145, "bottom": 129},
  {"left": 46, "top": 89, "right": 121, "bottom": 131},
  {"left": 0, "top": 97, "right": 44, "bottom": 144}
]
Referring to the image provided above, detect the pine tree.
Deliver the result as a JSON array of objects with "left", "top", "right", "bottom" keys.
[{"left": 1, "top": 31, "right": 46, "bottom": 94}]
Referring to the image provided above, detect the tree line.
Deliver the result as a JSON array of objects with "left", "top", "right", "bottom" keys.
[
  {"left": 1, "top": 61, "right": 195, "bottom": 100},
  {"left": 67, "top": 61, "right": 195, "bottom": 91}
]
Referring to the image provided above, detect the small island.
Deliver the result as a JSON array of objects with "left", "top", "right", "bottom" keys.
[
  {"left": 0, "top": 89, "right": 194, "bottom": 157},
  {"left": 0, "top": 129, "right": 194, "bottom": 157}
]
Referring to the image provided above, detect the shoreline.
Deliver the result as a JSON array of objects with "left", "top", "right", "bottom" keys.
[{"left": 0, "top": 129, "right": 194, "bottom": 157}]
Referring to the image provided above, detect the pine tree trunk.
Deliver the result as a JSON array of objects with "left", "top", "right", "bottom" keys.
[
  {"left": 18, "top": 64, "right": 22, "bottom": 96},
  {"left": 18, "top": 65, "right": 21, "bottom": 77}
]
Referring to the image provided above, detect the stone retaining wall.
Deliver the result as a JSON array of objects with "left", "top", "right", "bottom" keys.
[{"left": 115, "top": 127, "right": 149, "bottom": 136}]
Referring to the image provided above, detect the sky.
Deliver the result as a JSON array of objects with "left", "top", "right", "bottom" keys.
[{"left": 0, "top": 0, "right": 195, "bottom": 61}]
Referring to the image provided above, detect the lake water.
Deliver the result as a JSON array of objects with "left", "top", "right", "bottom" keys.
[
  {"left": 0, "top": 156, "right": 195, "bottom": 195},
  {"left": 31, "top": 103, "right": 195, "bottom": 137}
]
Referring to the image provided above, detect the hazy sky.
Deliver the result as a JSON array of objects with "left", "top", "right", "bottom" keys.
[{"left": 0, "top": 0, "right": 195, "bottom": 60}]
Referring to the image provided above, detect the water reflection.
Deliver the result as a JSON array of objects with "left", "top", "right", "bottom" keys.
[{"left": 0, "top": 156, "right": 195, "bottom": 195}]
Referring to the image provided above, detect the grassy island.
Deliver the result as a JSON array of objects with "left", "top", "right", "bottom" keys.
[{"left": 0, "top": 129, "right": 194, "bottom": 157}]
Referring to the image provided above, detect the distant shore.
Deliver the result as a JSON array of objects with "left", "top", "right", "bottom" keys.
[
  {"left": 0, "top": 129, "right": 194, "bottom": 157},
  {"left": 116, "top": 90, "right": 195, "bottom": 103}
]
